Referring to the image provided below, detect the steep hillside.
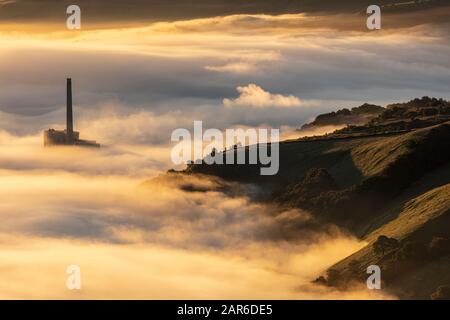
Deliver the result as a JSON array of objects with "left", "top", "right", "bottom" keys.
[
  {"left": 183, "top": 97, "right": 450, "bottom": 299},
  {"left": 325, "top": 172, "right": 450, "bottom": 299},
  {"left": 188, "top": 122, "right": 450, "bottom": 217},
  {"left": 187, "top": 134, "right": 385, "bottom": 187}
]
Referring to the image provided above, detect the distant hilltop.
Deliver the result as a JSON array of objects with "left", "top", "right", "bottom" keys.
[
  {"left": 300, "top": 103, "right": 384, "bottom": 131},
  {"left": 334, "top": 96, "right": 450, "bottom": 136},
  {"left": 298, "top": 97, "right": 450, "bottom": 140},
  {"left": 44, "top": 78, "right": 100, "bottom": 148}
]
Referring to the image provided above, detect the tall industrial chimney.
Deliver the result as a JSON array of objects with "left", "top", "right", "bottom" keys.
[{"left": 66, "top": 78, "right": 74, "bottom": 143}]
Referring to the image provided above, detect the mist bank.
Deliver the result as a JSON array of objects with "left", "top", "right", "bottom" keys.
[{"left": 0, "top": 126, "right": 394, "bottom": 299}]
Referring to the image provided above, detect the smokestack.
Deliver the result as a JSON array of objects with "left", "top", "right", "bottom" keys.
[{"left": 66, "top": 78, "right": 73, "bottom": 142}]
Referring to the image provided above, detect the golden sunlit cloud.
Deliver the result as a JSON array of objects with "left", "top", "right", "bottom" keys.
[
  {"left": 224, "top": 84, "right": 302, "bottom": 108},
  {"left": 0, "top": 127, "right": 384, "bottom": 299},
  {"left": 0, "top": 237, "right": 393, "bottom": 299}
]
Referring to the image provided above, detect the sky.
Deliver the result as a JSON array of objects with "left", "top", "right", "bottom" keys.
[
  {"left": 0, "top": 1, "right": 449, "bottom": 299},
  {"left": 1, "top": 10, "right": 449, "bottom": 138},
  {"left": 0, "top": 1, "right": 417, "bottom": 22}
]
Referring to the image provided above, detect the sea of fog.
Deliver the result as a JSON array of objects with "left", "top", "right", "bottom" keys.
[{"left": 0, "top": 130, "right": 394, "bottom": 299}]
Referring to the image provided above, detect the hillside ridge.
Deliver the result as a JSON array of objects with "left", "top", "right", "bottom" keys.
[{"left": 180, "top": 97, "right": 450, "bottom": 299}]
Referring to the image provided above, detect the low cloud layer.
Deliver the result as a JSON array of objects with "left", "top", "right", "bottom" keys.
[
  {"left": 0, "top": 129, "right": 394, "bottom": 299},
  {"left": 0, "top": 237, "right": 392, "bottom": 299}
]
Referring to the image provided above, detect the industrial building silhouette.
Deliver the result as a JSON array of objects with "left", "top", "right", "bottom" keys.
[{"left": 44, "top": 79, "right": 100, "bottom": 148}]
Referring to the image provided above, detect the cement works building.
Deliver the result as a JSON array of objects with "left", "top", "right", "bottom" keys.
[{"left": 44, "top": 78, "right": 100, "bottom": 148}]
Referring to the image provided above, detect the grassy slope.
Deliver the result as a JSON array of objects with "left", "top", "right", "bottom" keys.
[
  {"left": 189, "top": 122, "right": 450, "bottom": 199},
  {"left": 188, "top": 121, "right": 450, "bottom": 298},
  {"left": 350, "top": 133, "right": 416, "bottom": 177},
  {"left": 187, "top": 133, "right": 400, "bottom": 188},
  {"left": 330, "top": 179, "right": 450, "bottom": 298}
]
